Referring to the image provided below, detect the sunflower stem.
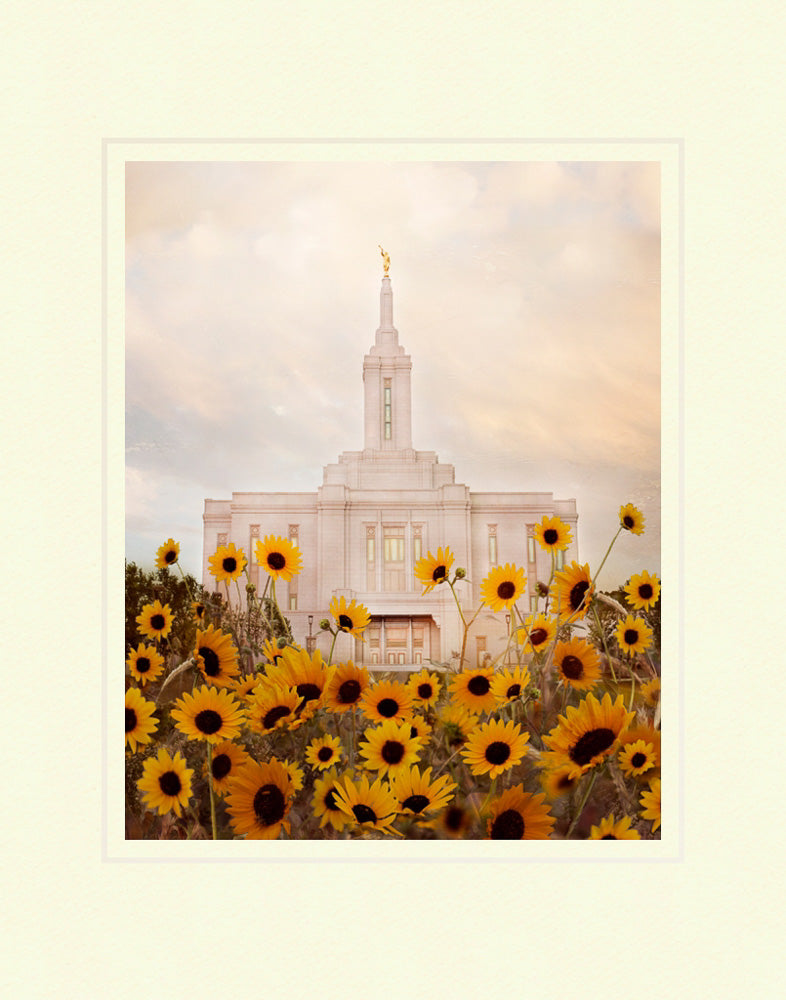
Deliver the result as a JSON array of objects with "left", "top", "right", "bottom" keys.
[
  {"left": 591, "top": 603, "right": 618, "bottom": 684},
  {"left": 176, "top": 562, "right": 195, "bottom": 603},
  {"left": 627, "top": 663, "right": 637, "bottom": 713},
  {"left": 592, "top": 526, "right": 623, "bottom": 587},
  {"left": 327, "top": 629, "right": 338, "bottom": 667},
  {"left": 565, "top": 769, "right": 597, "bottom": 839},
  {"left": 206, "top": 743, "right": 218, "bottom": 841}
]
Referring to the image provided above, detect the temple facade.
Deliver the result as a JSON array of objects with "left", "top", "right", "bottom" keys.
[{"left": 202, "top": 271, "right": 579, "bottom": 670}]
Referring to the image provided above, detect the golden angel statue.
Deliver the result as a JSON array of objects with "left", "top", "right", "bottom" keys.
[{"left": 378, "top": 245, "right": 390, "bottom": 276}]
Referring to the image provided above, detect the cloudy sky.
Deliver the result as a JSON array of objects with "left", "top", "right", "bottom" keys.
[{"left": 125, "top": 160, "right": 660, "bottom": 590}]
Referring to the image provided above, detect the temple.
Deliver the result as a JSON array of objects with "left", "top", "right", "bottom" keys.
[{"left": 202, "top": 267, "right": 578, "bottom": 670}]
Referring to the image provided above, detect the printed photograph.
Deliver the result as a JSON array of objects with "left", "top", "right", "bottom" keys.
[{"left": 124, "top": 160, "right": 662, "bottom": 841}]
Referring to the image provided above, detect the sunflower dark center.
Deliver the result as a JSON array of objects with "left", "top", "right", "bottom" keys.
[
  {"left": 376, "top": 697, "right": 399, "bottom": 718},
  {"left": 417, "top": 683, "right": 433, "bottom": 699},
  {"left": 468, "top": 675, "right": 490, "bottom": 696},
  {"left": 529, "top": 628, "right": 547, "bottom": 645},
  {"left": 267, "top": 552, "right": 286, "bottom": 570},
  {"left": 296, "top": 682, "right": 321, "bottom": 704},
  {"left": 569, "top": 727, "right": 615, "bottom": 766},
  {"left": 557, "top": 774, "right": 575, "bottom": 790},
  {"left": 631, "top": 752, "right": 646, "bottom": 768},
  {"left": 198, "top": 646, "right": 220, "bottom": 676},
  {"left": 445, "top": 806, "right": 465, "bottom": 831},
  {"left": 263, "top": 705, "right": 291, "bottom": 729},
  {"left": 150, "top": 614, "right": 166, "bottom": 630},
  {"left": 490, "top": 809, "right": 525, "bottom": 839},
  {"left": 381, "top": 740, "right": 405, "bottom": 765},
  {"left": 317, "top": 746, "right": 333, "bottom": 762},
  {"left": 158, "top": 770, "right": 182, "bottom": 796},
  {"left": 402, "top": 794, "right": 430, "bottom": 814},
  {"left": 352, "top": 803, "right": 377, "bottom": 823},
  {"left": 624, "top": 629, "right": 639, "bottom": 645},
  {"left": 561, "top": 654, "right": 585, "bottom": 680},
  {"left": 543, "top": 528, "right": 558, "bottom": 545},
  {"left": 324, "top": 788, "right": 340, "bottom": 810},
  {"left": 253, "top": 782, "right": 286, "bottom": 826},
  {"left": 164, "top": 549, "right": 176, "bottom": 564},
  {"left": 569, "top": 581, "right": 589, "bottom": 611},
  {"left": 497, "top": 581, "right": 516, "bottom": 600},
  {"left": 195, "top": 604, "right": 205, "bottom": 617},
  {"left": 125, "top": 708, "right": 137, "bottom": 732},
  {"left": 136, "top": 657, "right": 151, "bottom": 673},
  {"left": 222, "top": 557, "right": 237, "bottom": 573},
  {"left": 338, "top": 614, "right": 354, "bottom": 630},
  {"left": 623, "top": 515, "right": 635, "bottom": 528},
  {"left": 638, "top": 583, "right": 653, "bottom": 599},
  {"left": 506, "top": 683, "right": 521, "bottom": 699},
  {"left": 338, "top": 679, "right": 361, "bottom": 704},
  {"left": 212, "top": 753, "right": 232, "bottom": 780},
  {"left": 485, "top": 741, "right": 511, "bottom": 766},
  {"left": 432, "top": 564, "right": 447, "bottom": 582},
  {"left": 195, "top": 709, "right": 223, "bottom": 735},
  {"left": 601, "top": 834, "right": 617, "bottom": 839}
]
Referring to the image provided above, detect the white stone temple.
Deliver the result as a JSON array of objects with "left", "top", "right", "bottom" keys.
[{"left": 203, "top": 266, "right": 579, "bottom": 671}]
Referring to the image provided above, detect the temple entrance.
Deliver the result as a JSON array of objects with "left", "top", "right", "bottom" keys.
[{"left": 357, "top": 616, "right": 437, "bottom": 671}]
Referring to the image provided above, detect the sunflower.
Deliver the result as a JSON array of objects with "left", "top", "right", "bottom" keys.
[
  {"left": 312, "top": 768, "right": 355, "bottom": 831},
  {"left": 429, "top": 801, "right": 474, "bottom": 838},
  {"left": 553, "top": 636, "right": 602, "bottom": 691},
  {"left": 225, "top": 759, "right": 294, "bottom": 839},
  {"left": 135, "top": 599, "right": 174, "bottom": 642},
  {"left": 329, "top": 595, "right": 371, "bottom": 637},
  {"left": 480, "top": 563, "right": 526, "bottom": 613},
  {"left": 358, "top": 718, "right": 423, "bottom": 778},
  {"left": 615, "top": 614, "right": 654, "bottom": 657},
  {"left": 490, "top": 663, "right": 532, "bottom": 705},
  {"left": 271, "top": 645, "right": 332, "bottom": 717},
  {"left": 461, "top": 718, "right": 530, "bottom": 779},
  {"left": 406, "top": 715, "right": 433, "bottom": 742},
  {"left": 260, "top": 638, "right": 286, "bottom": 668},
  {"left": 231, "top": 672, "right": 264, "bottom": 702},
  {"left": 542, "top": 692, "right": 635, "bottom": 779},
  {"left": 624, "top": 570, "right": 660, "bottom": 611},
  {"left": 639, "top": 777, "right": 661, "bottom": 832},
  {"left": 248, "top": 682, "right": 302, "bottom": 735},
  {"left": 126, "top": 643, "right": 165, "bottom": 687},
  {"left": 391, "top": 765, "right": 457, "bottom": 818},
  {"left": 154, "top": 537, "right": 180, "bottom": 570},
  {"left": 332, "top": 772, "right": 401, "bottom": 835},
  {"left": 305, "top": 733, "right": 343, "bottom": 771},
  {"left": 414, "top": 546, "right": 455, "bottom": 594},
  {"left": 255, "top": 534, "right": 303, "bottom": 582},
  {"left": 640, "top": 677, "right": 661, "bottom": 708},
  {"left": 137, "top": 747, "right": 193, "bottom": 817},
  {"left": 448, "top": 667, "right": 497, "bottom": 715},
  {"left": 323, "top": 660, "right": 370, "bottom": 713},
  {"left": 207, "top": 541, "right": 247, "bottom": 584},
  {"left": 618, "top": 739, "right": 657, "bottom": 778},
  {"left": 588, "top": 813, "right": 641, "bottom": 840},
  {"left": 271, "top": 756, "right": 305, "bottom": 793},
  {"left": 437, "top": 702, "right": 480, "bottom": 745},
  {"left": 540, "top": 763, "right": 581, "bottom": 800},
  {"left": 619, "top": 502, "right": 645, "bottom": 535},
  {"left": 516, "top": 613, "right": 557, "bottom": 654},
  {"left": 619, "top": 723, "right": 661, "bottom": 774},
  {"left": 125, "top": 687, "right": 158, "bottom": 752},
  {"left": 170, "top": 685, "right": 247, "bottom": 744},
  {"left": 205, "top": 740, "right": 250, "bottom": 796},
  {"left": 486, "top": 786, "right": 555, "bottom": 840},
  {"left": 194, "top": 624, "right": 240, "bottom": 687},
  {"left": 533, "top": 515, "right": 572, "bottom": 553},
  {"left": 191, "top": 600, "right": 207, "bottom": 622},
  {"left": 549, "top": 561, "right": 594, "bottom": 621},
  {"left": 360, "top": 679, "right": 414, "bottom": 723},
  {"left": 405, "top": 667, "right": 441, "bottom": 708}
]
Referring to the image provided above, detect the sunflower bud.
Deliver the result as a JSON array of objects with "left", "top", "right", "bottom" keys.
[
  {"left": 536, "top": 581, "right": 549, "bottom": 598},
  {"left": 319, "top": 618, "right": 330, "bottom": 631},
  {"left": 276, "top": 636, "right": 288, "bottom": 649},
  {"left": 246, "top": 582, "right": 256, "bottom": 594},
  {"left": 454, "top": 567, "right": 466, "bottom": 579}
]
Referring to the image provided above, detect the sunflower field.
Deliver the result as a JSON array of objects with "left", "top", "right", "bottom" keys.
[{"left": 125, "top": 508, "right": 661, "bottom": 840}]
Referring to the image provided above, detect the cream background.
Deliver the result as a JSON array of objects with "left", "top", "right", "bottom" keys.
[{"left": 3, "top": 2, "right": 782, "bottom": 997}]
